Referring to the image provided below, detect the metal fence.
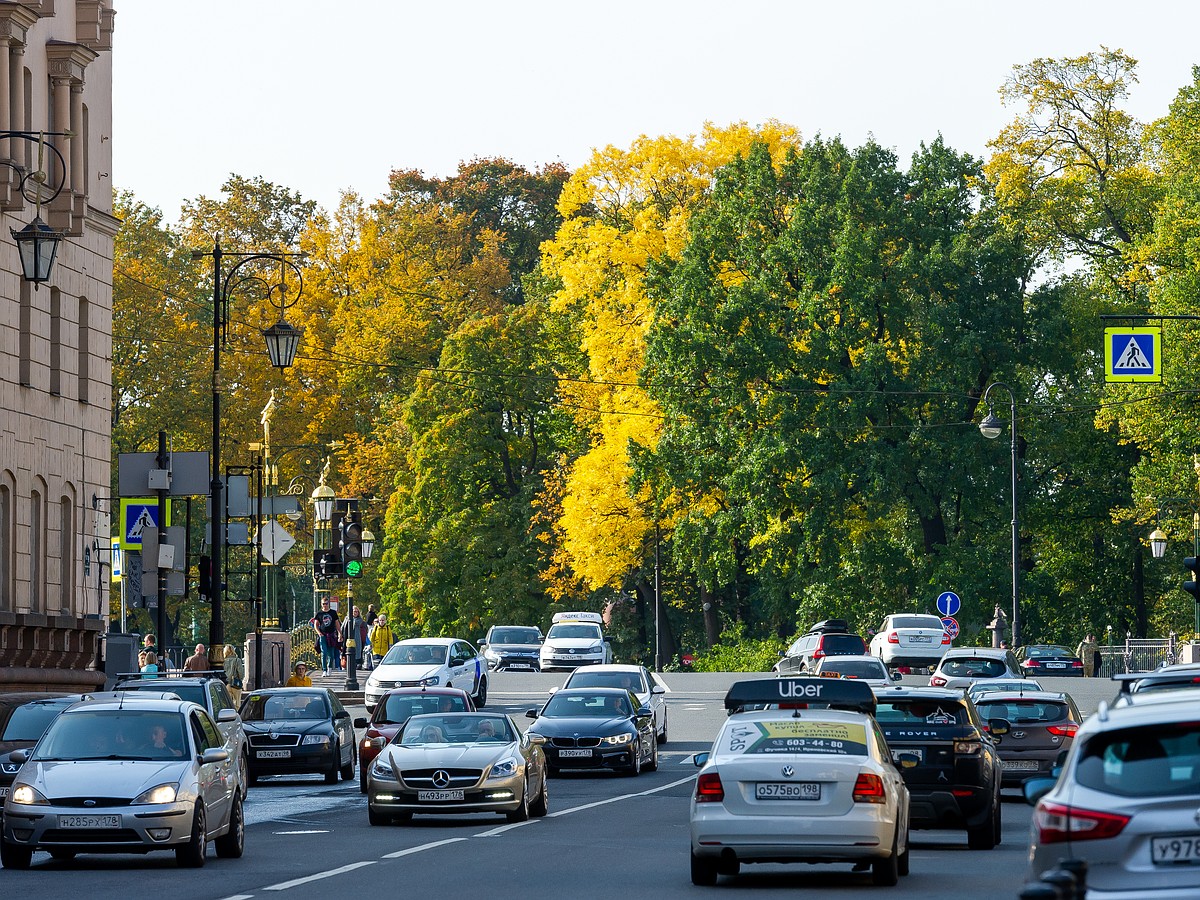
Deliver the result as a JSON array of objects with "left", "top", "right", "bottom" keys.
[
  {"left": 1098, "top": 635, "right": 1182, "bottom": 676},
  {"left": 289, "top": 623, "right": 321, "bottom": 670}
]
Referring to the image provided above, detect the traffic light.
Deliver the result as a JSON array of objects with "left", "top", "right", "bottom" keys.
[
  {"left": 342, "top": 511, "right": 364, "bottom": 578},
  {"left": 1185, "top": 557, "right": 1200, "bottom": 601}
]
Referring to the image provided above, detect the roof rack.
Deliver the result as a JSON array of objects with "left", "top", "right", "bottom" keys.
[
  {"left": 725, "top": 677, "right": 876, "bottom": 715},
  {"left": 115, "top": 669, "right": 226, "bottom": 683}
]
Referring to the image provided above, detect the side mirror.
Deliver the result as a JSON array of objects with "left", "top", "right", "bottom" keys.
[
  {"left": 692, "top": 751, "right": 710, "bottom": 768},
  {"left": 354, "top": 717, "right": 369, "bottom": 729},
  {"left": 892, "top": 671, "right": 903, "bottom": 681},
  {"left": 1023, "top": 776, "right": 1057, "bottom": 806},
  {"left": 988, "top": 718, "right": 1011, "bottom": 736},
  {"left": 527, "top": 733, "right": 547, "bottom": 746},
  {"left": 604, "top": 637, "right": 612, "bottom": 643},
  {"left": 9, "top": 749, "right": 28, "bottom": 765},
  {"left": 217, "top": 708, "right": 240, "bottom": 723},
  {"left": 525, "top": 709, "right": 538, "bottom": 719},
  {"left": 636, "top": 705, "right": 653, "bottom": 718},
  {"left": 548, "top": 686, "right": 559, "bottom": 695},
  {"left": 335, "top": 709, "right": 351, "bottom": 719},
  {"left": 651, "top": 685, "right": 666, "bottom": 695},
  {"left": 201, "top": 747, "right": 230, "bottom": 765}
]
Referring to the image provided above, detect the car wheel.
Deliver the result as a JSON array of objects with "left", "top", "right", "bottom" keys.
[
  {"left": 238, "top": 750, "right": 249, "bottom": 796},
  {"left": 1, "top": 837, "right": 33, "bottom": 870},
  {"left": 325, "top": 742, "right": 340, "bottom": 784},
  {"left": 898, "top": 828, "right": 910, "bottom": 876},
  {"left": 967, "top": 800, "right": 999, "bottom": 850},
  {"left": 991, "top": 794, "right": 1002, "bottom": 847},
  {"left": 646, "top": 739, "right": 659, "bottom": 772},
  {"left": 872, "top": 831, "right": 900, "bottom": 886},
  {"left": 474, "top": 676, "right": 488, "bottom": 708},
  {"left": 690, "top": 850, "right": 718, "bottom": 886},
  {"left": 341, "top": 745, "right": 355, "bottom": 782},
  {"left": 625, "top": 744, "right": 642, "bottom": 777},
  {"left": 49, "top": 849, "right": 76, "bottom": 862},
  {"left": 215, "top": 795, "right": 245, "bottom": 858},
  {"left": 368, "top": 804, "right": 390, "bottom": 826},
  {"left": 175, "top": 805, "right": 207, "bottom": 868},
  {"left": 506, "top": 781, "right": 530, "bottom": 822},
  {"left": 717, "top": 856, "right": 740, "bottom": 877},
  {"left": 530, "top": 772, "right": 549, "bottom": 817}
]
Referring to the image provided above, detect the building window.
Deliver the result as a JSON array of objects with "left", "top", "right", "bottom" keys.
[
  {"left": 59, "top": 495, "right": 74, "bottom": 614},
  {"left": 78, "top": 295, "right": 90, "bottom": 403},
  {"left": 0, "top": 478, "right": 10, "bottom": 610},
  {"left": 29, "top": 486, "right": 43, "bottom": 612},
  {"left": 49, "top": 286, "right": 61, "bottom": 396}
]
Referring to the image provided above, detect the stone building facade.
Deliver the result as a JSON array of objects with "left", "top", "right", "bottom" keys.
[{"left": 0, "top": 1, "right": 116, "bottom": 691}]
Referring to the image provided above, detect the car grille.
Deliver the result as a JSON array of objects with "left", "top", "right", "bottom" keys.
[
  {"left": 42, "top": 828, "right": 141, "bottom": 843},
  {"left": 400, "top": 767, "right": 482, "bottom": 788},
  {"left": 248, "top": 733, "right": 302, "bottom": 748},
  {"left": 373, "top": 681, "right": 397, "bottom": 690},
  {"left": 47, "top": 797, "right": 133, "bottom": 807},
  {"left": 550, "top": 737, "right": 601, "bottom": 748}
]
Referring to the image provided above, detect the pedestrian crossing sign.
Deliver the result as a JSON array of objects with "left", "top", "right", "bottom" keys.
[
  {"left": 119, "top": 498, "right": 171, "bottom": 550},
  {"left": 1105, "top": 326, "right": 1162, "bottom": 383}
]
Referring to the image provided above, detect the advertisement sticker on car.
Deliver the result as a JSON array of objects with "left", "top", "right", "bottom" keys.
[{"left": 728, "top": 720, "right": 869, "bottom": 756}]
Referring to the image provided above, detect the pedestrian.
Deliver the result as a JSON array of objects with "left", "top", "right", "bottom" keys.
[
  {"left": 365, "top": 604, "right": 378, "bottom": 626},
  {"left": 140, "top": 650, "right": 160, "bottom": 678},
  {"left": 1076, "top": 632, "right": 1100, "bottom": 678},
  {"left": 368, "top": 614, "right": 394, "bottom": 669},
  {"left": 311, "top": 599, "right": 341, "bottom": 676},
  {"left": 340, "top": 605, "right": 369, "bottom": 672},
  {"left": 223, "top": 643, "right": 245, "bottom": 704},
  {"left": 183, "top": 643, "right": 210, "bottom": 672},
  {"left": 142, "top": 633, "right": 157, "bottom": 657},
  {"left": 285, "top": 662, "right": 312, "bottom": 687}
]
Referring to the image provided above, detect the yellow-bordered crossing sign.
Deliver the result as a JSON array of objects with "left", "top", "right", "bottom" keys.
[{"left": 1105, "top": 326, "right": 1162, "bottom": 383}]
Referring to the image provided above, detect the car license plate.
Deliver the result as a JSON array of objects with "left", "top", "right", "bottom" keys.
[
  {"left": 0, "top": 787, "right": 7, "bottom": 799},
  {"left": 909, "top": 635, "right": 932, "bottom": 643},
  {"left": 256, "top": 749, "right": 291, "bottom": 759},
  {"left": 1046, "top": 662, "right": 1066, "bottom": 668},
  {"left": 1001, "top": 759, "right": 1039, "bottom": 770},
  {"left": 558, "top": 749, "right": 592, "bottom": 758},
  {"left": 58, "top": 814, "right": 120, "bottom": 829},
  {"left": 891, "top": 748, "right": 924, "bottom": 763},
  {"left": 417, "top": 790, "right": 464, "bottom": 801},
  {"left": 509, "top": 663, "right": 532, "bottom": 669},
  {"left": 756, "top": 782, "right": 821, "bottom": 800},
  {"left": 1152, "top": 836, "right": 1200, "bottom": 865}
]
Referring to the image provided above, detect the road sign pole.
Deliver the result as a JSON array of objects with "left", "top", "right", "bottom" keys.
[{"left": 156, "top": 431, "right": 169, "bottom": 659}]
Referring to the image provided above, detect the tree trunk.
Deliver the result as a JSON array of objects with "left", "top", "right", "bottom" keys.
[{"left": 701, "top": 583, "right": 720, "bottom": 646}]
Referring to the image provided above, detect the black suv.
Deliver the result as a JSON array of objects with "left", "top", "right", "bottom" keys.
[
  {"left": 873, "top": 685, "right": 1005, "bottom": 849},
  {"left": 773, "top": 619, "right": 867, "bottom": 675}
]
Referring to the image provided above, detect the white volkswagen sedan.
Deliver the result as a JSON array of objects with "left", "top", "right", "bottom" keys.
[
  {"left": 364, "top": 638, "right": 488, "bottom": 713},
  {"left": 811, "top": 655, "right": 902, "bottom": 688},
  {"left": 869, "top": 614, "right": 952, "bottom": 669},
  {"left": 690, "top": 678, "right": 910, "bottom": 887},
  {"left": 560, "top": 664, "right": 670, "bottom": 743}
]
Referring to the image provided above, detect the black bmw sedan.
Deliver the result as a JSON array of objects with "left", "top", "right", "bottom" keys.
[
  {"left": 525, "top": 687, "right": 657, "bottom": 776},
  {"left": 239, "top": 688, "right": 357, "bottom": 784}
]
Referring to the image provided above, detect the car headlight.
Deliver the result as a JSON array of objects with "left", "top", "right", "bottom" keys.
[
  {"left": 362, "top": 736, "right": 386, "bottom": 752},
  {"left": 421, "top": 675, "right": 441, "bottom": 686},
  {"left": 132, "top": 783, "right": 178, "bottom": 805},
  {"left": 488, "top": 758, "right": 519, "bottom": 779},
  {"left": 484, "top": 649, "right": 500, "bottom": 660},
  {"left": 602, "top": 733, "right": 633, "bottom": 746},
  {"left": 10, "top": 784, "right": 48, "bottom": 805},
  {"left": 302, "top": 734, "right": 332, "bottom": 745},
  {"left": 371, "top": 759, "right": 395, "bottom": 780}
]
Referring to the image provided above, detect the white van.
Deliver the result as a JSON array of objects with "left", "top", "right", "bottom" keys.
[{"left": 540, "top": 611, "right": 613, "bottom": 671}]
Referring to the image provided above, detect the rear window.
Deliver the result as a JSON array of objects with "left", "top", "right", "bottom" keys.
[
  {"left": 718, "top": 719, "right": 869, "bottom": 756},
  {"left": 875, "top": 699, "right": 969, "bottom": 726},
  {"left": 940, "top": 658, "right": 1006, "bottom": 678},
  {"left": 567, "top": 670, "right": 646, "bottom": 692},
  {"left": 819, "top": 634, "right": 867, "bottom": 654},
  {"left": 818, "top": 659, "right": 887, "bottom": 679},
  {"left": 1076, "top": 722, "right": 1200, "bottom": 798},
  {"left": 1026, "top": 646, "right": 1071, "bottom": 658},
  {"left": 975, "top": 700, "right": 1068, "bottom": 724},
  {"left": 891, "top": 615, "right": 944, "bottom": 630}
]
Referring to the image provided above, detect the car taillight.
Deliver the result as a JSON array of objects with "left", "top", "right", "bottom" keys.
[
  {"left": 887, "top": 632, "right": 899, "bottom": 644},
  {"left": 1047, "top": 724, "right": 1078, "bottom": 737},
  {"left": 930, "top": 675, "right": 947, "bottom": 686},
  {"left": 812, "top": 648, "right": 825, "bottom": 660},
  {"left": 695, "top": 772, "right": 724, "bottom": 803},
  {"left": 1024, "top": 660, "right": 1040, "bottom": 668},
  {"left": 1034, "top": 800, "right": 1130, "bottom": 844},
  {"left": 941, "top": 631, "right": 952, "bottom": 645},
  {"left": 954, "top": 740, "right": 982, "bottom": 756},
  {"left": 1070, "top": 660, "right": 1083, "bottom": 668},
  {"left": 853, "top": 773, "right": 886, "bottom": 803}
]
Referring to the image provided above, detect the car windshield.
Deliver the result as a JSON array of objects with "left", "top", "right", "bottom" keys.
[
  {"left": 542, "top": 692, "right": 632, "bottom": 718},
  {"left": 383, "top": 644, "right": 448, "bottom": 665},
  {"left": 490, "top": 628, "right": 540, "bottom": 644},
  {"left": 1076, "top": 722, "right": 1200, "bottom": 798},
  {"left": 891, "top": 615, "right": 944, "bottom": 630},
  {"left": 717, "top": 718, "right": 870, "bottom": 756},
  {"left": 819, "top": 659, "right": 888, "bottom": 679},
  {"left": 975, "top": 700, "right": 1068, "bottom": 724},
  {"left": 242, "top": 692, "right": 328, "bottom": 721},
  {"left": 34, "top": 709, "right": 188, "bottom": 761},
  {"left": 566, "top": 671, "right": 646, "bottom": 692},
  {"left": 119, "top": 683, "right": 206, "bottom": 706},
  {"left": 2, "top": 703, "right": 67, "bottom": 741},
  {"left": 547, "top": 623, "right": 602, "bottom": 640},
  {"left": 379, "top": 693, "right": 468, "bottom": 726},
  {"left": 940, "top": 658, "right": 1006, "bottom": 678},
  {"left": 875, "top": 700, "right": 969, "bottom": 725},
  {"left": 820, "top": 634, "right": 867, "bottom": 654},
  {"left": 399, "top": 714, "right": 512, "bottom": 745}
]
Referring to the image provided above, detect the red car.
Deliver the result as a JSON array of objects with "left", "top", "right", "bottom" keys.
[{"left": 353, "top": 686, "right": 475, "bottom": 792}]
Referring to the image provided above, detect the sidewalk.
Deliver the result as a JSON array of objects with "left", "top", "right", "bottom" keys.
[{"left": 310, "top": 665, "right": 367, "bottom": 705}]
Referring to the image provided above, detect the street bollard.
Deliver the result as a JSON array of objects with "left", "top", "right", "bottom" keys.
[
  {"left": 1018, "top": 882, "right": 1062, "bottom": 900},
  {"left": 1039, "top": 867, "right": 1076, "bottom": 900},
  {"left": 1058, "top": 858, "right": 1087, "bottom": 900}
]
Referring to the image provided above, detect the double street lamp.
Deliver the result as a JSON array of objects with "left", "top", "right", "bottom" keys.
[
  {"left": 193, "top": 239, "right": 305, "bottom": 659},
  {"left": 979, "top": 382, "right": 1021, "bottom": 648}
]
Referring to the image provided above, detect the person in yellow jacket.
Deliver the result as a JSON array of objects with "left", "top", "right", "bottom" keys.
[
  {"left": 285, "top": 662, "right": 312, "bottom": 687},
  {"left": 367, "top": 614, "right": 395, "bottom": 669}
]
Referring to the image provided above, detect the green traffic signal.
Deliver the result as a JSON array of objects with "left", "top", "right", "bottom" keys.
[{"left": 346, "top": 559, "right": 363, "bottom": 578}]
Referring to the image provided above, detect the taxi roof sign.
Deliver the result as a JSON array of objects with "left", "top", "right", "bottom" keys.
[
  {"left": 724, "top": 677, "right": 876, "bottom": 716},
  {"left": 551, "top": 610, "right": 603, "bottom": 624}
]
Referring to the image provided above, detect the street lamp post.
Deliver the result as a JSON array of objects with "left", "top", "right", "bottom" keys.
[
  {"left": 0, "top": 130, "right": 70, "bottom": 284},
  {"left": 193, "top": 239, "right": 305, "bottom": 663},
  {"left": 1148, "top": 499, "right": 1200, "bottom": 636},
  {"left": 979, "top": 382, "right": 1021, "bottom": 647}
]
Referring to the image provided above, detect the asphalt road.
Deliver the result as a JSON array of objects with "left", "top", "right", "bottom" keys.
[{"left": 0, "top": 669, "right": 1113, "bottom": 897}]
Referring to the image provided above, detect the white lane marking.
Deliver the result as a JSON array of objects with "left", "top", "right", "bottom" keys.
[
  {"left": 263, "top": 860, "right": 376, "bottom": 891},
  {"left": 547, "top": 774, "right": 695, "bottom": 817},
  {"left": 272, "top": 829, "right": 330, "bottom": 834},
  {"left": 218, "top": 895, "right": 255, "bottom": 900},
  {"left": 381, "top": 837, "right": 468, "bottom": 859},
  {"left": 475, "top": 819, "right": 538, "bottom": 837}
]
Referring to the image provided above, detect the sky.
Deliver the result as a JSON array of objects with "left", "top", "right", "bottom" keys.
[{"left": 113, "top": 1, "right": 1200, "bottom": 226}]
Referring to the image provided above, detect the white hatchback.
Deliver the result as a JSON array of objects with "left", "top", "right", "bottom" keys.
[
  {"left": 869, "top": 614, "right": 952, "bottom": 669},
  {"left": 689, "top": 678, "right": 910, "bottom": 886}
]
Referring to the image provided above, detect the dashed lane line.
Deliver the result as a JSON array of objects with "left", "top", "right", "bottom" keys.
[{"left": 262, "top": 860, "right": 377, "bottom": 891}]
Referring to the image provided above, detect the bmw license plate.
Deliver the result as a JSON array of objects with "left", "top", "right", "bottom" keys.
[
  {"left": 59, "top": 814, "right": 120, "bottom": 829},
  {"left": 417, "top": 790, "right": 464, "bottom": 801},
  {"left": 257, "top": 749, "right": 291, "bottom": 759},
  {"left": 756, "top": 782, "right": 820, "bottom": 800},
  {"left": 1152, "top": 836, "right": 1200, "bottom": 865},
  {"left": 558, "top": 749, "right": 592, "bottom": 758}
]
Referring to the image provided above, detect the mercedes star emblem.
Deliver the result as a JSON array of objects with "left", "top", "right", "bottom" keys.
[{"left": 432, "top": 769, "right": 451, "bottom": 788}]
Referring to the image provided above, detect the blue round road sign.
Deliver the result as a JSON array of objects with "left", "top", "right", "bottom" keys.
[
  {"left": 936, "top": 591, "right": 961, "bottom": 617},
  {"left": 942, "top": 616, "right": 960, "bottom": 639}
]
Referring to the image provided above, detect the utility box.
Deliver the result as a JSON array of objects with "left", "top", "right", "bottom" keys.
[
  {"left": 101, "top": 632, "right": 141, "bottom": 690},
  {"left": 1181, "top": 642, "right": 1200, "bottom": 665},
  {"left": 245, "top": 631, "right": 291, "bottom": 690}
]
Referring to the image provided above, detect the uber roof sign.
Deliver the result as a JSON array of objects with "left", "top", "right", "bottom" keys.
[{"left": 724, "top": 677, "right": 876, "bottom": 715}]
